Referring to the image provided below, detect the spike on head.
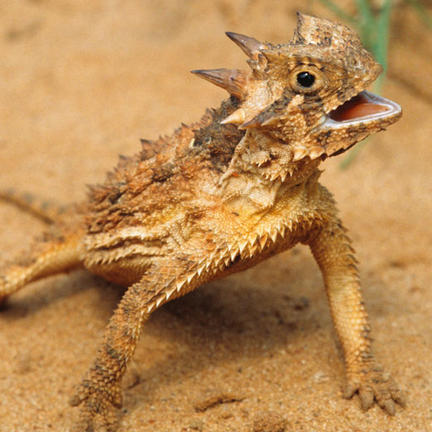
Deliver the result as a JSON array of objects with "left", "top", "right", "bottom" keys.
[
  {"left": 220, "top": 108, "right": 246, "bottom": 125},
  {"left": 191, "top": 68, "right": 247, "bottom": 99},
  {"left": 195, "top": 15, "right": 401, "bottom": 165},
  {"left": 225, "top": 32, "right": 264, "bottom": 58},
  {"left": 292, "top": 12, "right": 362, "bottom": 51},
  {"left": 292, "top": 12, "right": 332, "bottom": 46}
]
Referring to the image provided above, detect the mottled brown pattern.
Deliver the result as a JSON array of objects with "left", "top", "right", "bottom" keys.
[{"left": 0, "top": 13, "right": 404, "bottom": 431}]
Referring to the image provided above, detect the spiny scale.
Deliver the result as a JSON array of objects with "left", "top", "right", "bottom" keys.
[
  {"left": 220, "top": 108, "right": 246, "bottom": 125},
  {"left": 191, "top": 68, "right": 246, "bottom": 98},
  {"left": 191, "top": 31, "right": 264, "bottom": 100},
  {"left": 225, "top": 31, "right": 264, "bottom": 58}
]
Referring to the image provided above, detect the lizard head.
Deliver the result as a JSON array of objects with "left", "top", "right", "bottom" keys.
[{"left": 192, "top": 12, "right": 401, "bottom": 162}]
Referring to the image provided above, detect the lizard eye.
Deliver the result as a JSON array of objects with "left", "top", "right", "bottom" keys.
[
  {"left": 289, "top": 65, "right": 325, "bottom": 94},
  {"left": 296, "top": 71, "right": 315, "bottom": 88}
]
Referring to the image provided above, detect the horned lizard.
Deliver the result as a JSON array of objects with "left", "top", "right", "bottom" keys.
[{"left": 0, "top": 13, "right": 405, "bottom": 431}]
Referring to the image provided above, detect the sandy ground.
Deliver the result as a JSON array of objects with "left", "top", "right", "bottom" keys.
[{"left": 0, "top": 1, "right": 431, "bottom": 431}]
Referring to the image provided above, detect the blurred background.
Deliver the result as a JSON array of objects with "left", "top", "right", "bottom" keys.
[{"left": 0, "top": 1, "right": 431, "bottom": 431}]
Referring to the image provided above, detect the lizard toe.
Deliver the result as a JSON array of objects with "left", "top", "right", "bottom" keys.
[
  {"left": 392, "top": 388, "right": 407, "bottom": 408},
  {"left": 358, "top": 385, "right": 374, "bottom": 411},
  {"left": 345, "top": 361, "right": 405, "bottom": 415}
]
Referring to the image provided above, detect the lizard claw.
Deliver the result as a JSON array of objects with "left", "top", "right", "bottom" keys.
[
  {"left": 344, "top": 362, "right": 406, "bottom": 415},
  {"left": 70, "top": 379, "right": 123, "bottom": 432}
]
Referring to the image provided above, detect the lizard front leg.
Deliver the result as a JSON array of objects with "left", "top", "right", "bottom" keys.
[
  {"left": 69, "top": 262, "right": 193, "bottom": 432},
  {"left": 69, "top": 281, "right": 144, "bottom": 431},
  {"left": 307, "top": 218, "right": 405, "bottom": 414}
]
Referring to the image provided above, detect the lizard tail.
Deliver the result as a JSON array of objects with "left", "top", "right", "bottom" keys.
[{"left": 0, "top": 188, "right": 69, "bottom": 224}]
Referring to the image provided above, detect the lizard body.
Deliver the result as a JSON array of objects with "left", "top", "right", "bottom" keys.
[{"left": 0, "top": 13, "right": 404, "bottom": 431}]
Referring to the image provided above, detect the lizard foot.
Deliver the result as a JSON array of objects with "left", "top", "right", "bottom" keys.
[
  {"left": 343, "top": 361, "right": 406, "bottom": 415},
  {"left": 69, "top": 379, "right": 123, "bottom": 432}
]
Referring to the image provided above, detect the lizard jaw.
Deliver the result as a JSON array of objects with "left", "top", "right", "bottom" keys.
[
  {"left": 299, "top": 90, "right": 402, "bottom": 160},
  {"left": 324, "top": 91, "right": 402, "bottom": 129}
]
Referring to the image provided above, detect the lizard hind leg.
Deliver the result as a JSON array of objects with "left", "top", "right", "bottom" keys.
[{"left": 0, "top": 232, "right": 84, "bottom": 302}]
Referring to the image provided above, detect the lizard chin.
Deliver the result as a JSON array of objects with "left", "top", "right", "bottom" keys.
[{"left": 324, "top": 90, "right": 402, "bottom": 129}]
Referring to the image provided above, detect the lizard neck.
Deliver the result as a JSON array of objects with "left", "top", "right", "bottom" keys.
[{"left": 217, "top": 129, "right": 321, "bottom": 214}]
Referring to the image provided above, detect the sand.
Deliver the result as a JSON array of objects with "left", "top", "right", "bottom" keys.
[{"left": 0, "top": 1, "right": 431, "bottom": 431}]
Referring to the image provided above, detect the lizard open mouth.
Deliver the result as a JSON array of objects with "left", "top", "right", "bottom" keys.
[{"left": 325, "top": 91, "right": 401, "bottom": 127}]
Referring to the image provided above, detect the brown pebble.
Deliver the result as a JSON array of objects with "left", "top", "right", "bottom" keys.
[
  {"left": 188, "top": 418, "right": 204, "bottom": 431},
  {"left": 193, "top": 391, "right": 244, "bottom": 412},
  {"left": 251, "top": 411, "right": 287, "bottom": 432}
]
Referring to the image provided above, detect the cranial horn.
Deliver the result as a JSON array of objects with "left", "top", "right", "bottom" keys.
[
  {"left": 292, "top": 12, "right": 335, "bottom": 47},
  {"left": 225, "top": 32, "right": 264, "bottom": 58},
  {"left": 191, "top": 68, "right": 247, "bottom": 98}
]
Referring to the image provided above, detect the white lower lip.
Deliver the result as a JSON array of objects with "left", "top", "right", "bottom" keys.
[{"left": 323, "top": 90, "right": 402, "bottom": 129}]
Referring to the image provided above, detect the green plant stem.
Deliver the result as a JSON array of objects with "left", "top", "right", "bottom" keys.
[
  {"left": 316, "top": 0, "right": 357, "bottom": 24},
  {"left": 374, "top": 0, "right": 393, "bottom": 73}
]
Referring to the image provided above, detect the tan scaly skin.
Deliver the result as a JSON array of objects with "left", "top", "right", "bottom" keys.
[{"left": 0, "top": 13, "right": 405, "bottom": 431}]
